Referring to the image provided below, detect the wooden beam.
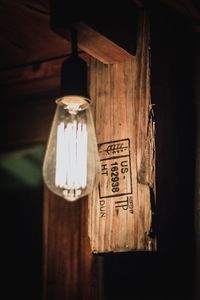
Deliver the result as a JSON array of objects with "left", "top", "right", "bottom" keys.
[
  {"left": 50, "top": 0, "right": 138, "bottom": 64},
  {"left": 73, "top": 22, "right": 134, "bottom": 64},
  {"left": 88, "top": 13, "right": 156, "bottom": 253}
]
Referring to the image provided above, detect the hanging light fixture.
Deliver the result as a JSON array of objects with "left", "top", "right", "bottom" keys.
[{"left": 43, "top": 28, "right": 99, "bottom": 201}]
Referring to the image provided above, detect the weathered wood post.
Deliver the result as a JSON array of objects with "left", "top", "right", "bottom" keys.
[{"left": 88, "top": 14, "right": 156, "bottom": 253}]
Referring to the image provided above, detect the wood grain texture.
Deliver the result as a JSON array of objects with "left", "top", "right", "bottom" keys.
[
  {"left": 0, "top": 0, "right": 71, "bottom": 70},
  {"left": 88, "top": 13, "right": 156, "bottom": 253},
  {"left": 0, "top": 53, "right": 88, "bottom": 98},
  {"left": 74, "top": 22, "right": 134, "bottom": 64},
  {"left": 55, "top": 22, "right": 134, "bottom": 64},
  {"left": 43, "top": 187, "right": 101, "bottom": 300}
]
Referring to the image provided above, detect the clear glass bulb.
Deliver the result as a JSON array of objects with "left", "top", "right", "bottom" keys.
[{"left": 43, "top": 95, "right": 99, "bottom": 201}]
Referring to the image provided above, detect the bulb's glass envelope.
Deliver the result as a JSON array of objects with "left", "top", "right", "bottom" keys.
[{"left": 43, "top": 96, "right": 99, "bottom": 201}]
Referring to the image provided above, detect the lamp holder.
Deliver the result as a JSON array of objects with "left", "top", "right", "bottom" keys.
[
  {"left": 61, "top": 27, "right": 88, "bottom": 97},
  {"left": 70, "top": 27, "right": 78, "bottom": 58}
]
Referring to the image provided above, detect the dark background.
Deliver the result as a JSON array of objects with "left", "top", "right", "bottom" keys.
[
  {"left": 104, "top": 5, "right": 197, "bottom": 300},
  {"left": 0, "top": 1, "right": 199, "bottom": 300}
]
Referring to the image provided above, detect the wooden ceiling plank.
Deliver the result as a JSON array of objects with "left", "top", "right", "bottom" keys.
[
  {"left": 0, "top": 0, "right": 71, "bottom": 69},
  {"left": 0, "top": 52, "right": 89, "bottom": 98}
]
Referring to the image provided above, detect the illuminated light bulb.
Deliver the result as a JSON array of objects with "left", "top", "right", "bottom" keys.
[{"left": 43, "top": 95, "right": 99, "bottom": 201}]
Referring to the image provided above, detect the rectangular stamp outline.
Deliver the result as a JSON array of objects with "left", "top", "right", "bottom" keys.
[{"left": 98, "top": 138, "right": 132, "bottom": 199}]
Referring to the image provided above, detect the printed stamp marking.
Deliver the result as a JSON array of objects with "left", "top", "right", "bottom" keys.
[
  {"left": 98, "top": 139, "right": 132, "bottom": 199},
  {"left": 115, "top": 195, "right": 134, "bottom": 214}
]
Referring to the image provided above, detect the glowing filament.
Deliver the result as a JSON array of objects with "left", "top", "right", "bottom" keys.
[{"left": 55, "top": 120, "right": 88, "bottom": 195}]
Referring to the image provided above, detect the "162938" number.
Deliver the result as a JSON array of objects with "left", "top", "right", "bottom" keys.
[{"left": 111, "top": 162, "right": 119, "bottom": 193}]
